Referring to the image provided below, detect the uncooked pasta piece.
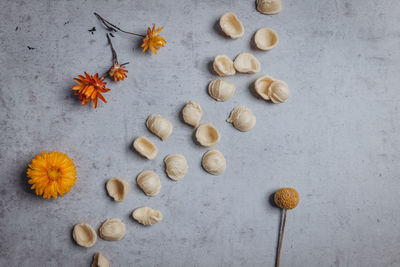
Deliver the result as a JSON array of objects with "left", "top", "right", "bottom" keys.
[
  {"left": 164, "top": 154, "right": 188, "bottom": 180},
  {"left": 91, "top": 252, "right": 110, "bottom": 267},
  {"left": 254, "top": 75, "right": 275, "bottom": 100},
  {"left": 132, "top": 207, "right": 163, "bottom": 226},
  {"left": 257, "top": 0, "right": 282, "bottom": 15},
  {"left": 99, "top": 218, "right": 126, "bottom": 241},
  {"left": 254, "top": 27, "right": 278, "bottom": 50},
  {"left": 182, "top": 101, "right": 202, "bottom": 127},
  {"left": 133, "top": 136, "right": 158, "bottom": 160},
  {"left": 195, "top": 123, "right": 220, "bottom": 147},
  {"left": 146, "top": 114, "right": 173, "bottom": 140},
  {"left": 208, "top": 79, "right": 235, "bottom": 101},
  {"left": 219, "top": 12, "right": 244, "bottom": 39},
  {"left": 227, "top": 106, "right": 256, "bottom": 132},
  {"left": 213, "top": 55, "right": 236, "bottom": 76},
  {"left": 106, "top": 177, "right": 130, "bottom": 202},
  {"left": 73, "top": 223, "right": 97, "bottom": 248},
  {"left": 136, "top": 170, "right": 161, "bottom": 196},
  {"left": 201, "top": 150, "right": 226, "bottom": 175},
  {"left": 269, "top": 80, "right": 289, "bottom": 103},
  {"left": 233, "top": 53, "right": 260, "bottom": 74}
]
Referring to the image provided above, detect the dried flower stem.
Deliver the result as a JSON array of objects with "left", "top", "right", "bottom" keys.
[
  {"left": 276, "top": 209, "right": 287, "bottom": 267},
  {"left": 106, "top": 33, "right": 118, "bottom": 65},
  {"left": 94, "top": 12, "right": 145, "bottom": 38}
]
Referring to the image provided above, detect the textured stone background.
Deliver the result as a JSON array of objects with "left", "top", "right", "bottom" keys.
[{"left": 1, "top": 0, "right": 400, "bottom": 266}]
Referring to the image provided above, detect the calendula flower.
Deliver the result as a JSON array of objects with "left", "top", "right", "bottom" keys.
[
  {"left": 109, "top": 63, "right": 128, "bottom": 82},
  {"left": 94, "top": 13, "right": 166, "bottom": 55},
  {"left": 141, "top": 25, "right": 167, "bottom": 54},
  {"left": 27, "top": 152, "right": 77, "bottom": 199},
  {"left": 72, "top": 72, "right": 110, "bottom": 108}
]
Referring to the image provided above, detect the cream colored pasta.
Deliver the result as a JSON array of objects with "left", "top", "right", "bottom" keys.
[
  {"left": 219, "top": 12, "right": 244, "bottom": 39},
  {"left": 136, "top": 170, "right": 161, "bottom": 196},
  {"left": 227, "top": 106, "right": 256, "bottom": 132},
  {"left": 182, "top": 101, "right": 202, "bottom": 127},
  {"left": 132, "top": 207, "right": 163, "bottom": 226},
  {"left": 146, "top": 114, "right": 173, "bottom": 140},
  {"left": 202, "top": 150, "right": 226, "bottom": 175},
  {"left": 233, "top": 53, "right": 260, "bottom": 74},
  {"left": 254, "top": 27, "right": 278, "bottom": 50},
  {"left": 195, "top": 123, "right": 220, "bottom": 147},
  {"left": 133, "top": 136, "right": 158, "bottom": 160},
  {"left": 106, "top": 178, "right": 130, "bottom": 202},
  {"left": 99, "top": 218, "right": 126, "bottom": 241},
  {"left": 213, "top": 55, "right": 236, "bottom": 76},
  {"left": 208, "top": 79, "right": 235, "bottom": 101},
  {"left": 257, "top": 0, "right": 282, "bottom": 15},
  {"left": 72, "top": 223, "right": 97, "bottom": 248}
]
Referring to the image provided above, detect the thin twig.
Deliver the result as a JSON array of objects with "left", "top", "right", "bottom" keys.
[
  {"left": 276, "top": 209, "right": 287, "bottom": 267},
  {"left": 106, "top": 33, "right": 118, "bottom": 65},
  {"left": 94, "top": 12, "right": 145, "bottom": 37},
  {"left": 120, "top": 62, "right": 130, "bottom": 66}
]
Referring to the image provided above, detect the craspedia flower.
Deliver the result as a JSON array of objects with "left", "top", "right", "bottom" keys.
[
  {"left": 109, "top": 64, "right": 128, "bottom": 82},
  {"left": 274, "top": 187, "right": 300, "bottom": 210},
  {"left": 141, "top": 25, "right": 167, "bottom": 54},
  {"left": 27, "top": 152, "right": 77, "bottom": 199},
  {"left": 72, "top": 72, "right": 110, "bottom": 108}
]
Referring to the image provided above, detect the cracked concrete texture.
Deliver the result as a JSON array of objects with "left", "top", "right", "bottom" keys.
[{"left": 1, "top": 0, "right": 400, "bottom": 266}]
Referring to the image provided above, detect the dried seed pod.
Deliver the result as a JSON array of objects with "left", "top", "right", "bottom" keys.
[
  {"left": 136, "top": 170, "right": 161, "bottom": 196},
  {"left": 133, "top": 136, "right": 158, "bottom": 160},
  {"left": 227, "top": 106, "right": 256, "bottom": 132},
  {"left": 182, "top": 101, "right": 202, "bottom": 127},
  {"left": 233, "top": 53, "right": 261, "bottom": 74},
  {"left": 202, "top": 150, "right": 226, "bottom": 175},
  {"left": 254, "top": 75, "right": 275, "bottom": 100},
  {"left": 195, "top": 123, "right": 220, "bottom": 147},
  {"left": 73, "top": 223, "right": 97, "bottom": 248},
  {"left": 274, "top": 188, "right": 299, "bottom": 209},
  {"left": 219, "top": 12, "right": 244, "bottom": 39},
  {"left": 213, "top": 55, "right": 236, "bottom": 76},
  {"left": 106, "top": 177, "right": 130, "bottom": 202},
  {"left": 164, "top": 154, "right": 188, "bottom": 181},
  {"left": 99, "top": 218, "right": 126, "bottom": 241},
  {"left": 132, "top": 206, "right": 163, "bottom": 226},
  {"left": 257, "top": 0, "right": 282, "bottom": 15},
  {"left": 208, "top": 79, "right": 236, "bottom": 101},
  {"left": 146, "top": 114, "right": 173, "bottom": 140},
  {"left": 91, "top": 252, "right": 110, "bottom": 267},
  {"left": 269, "top": 80, "right": 289, "bottom": 103},
  {"left": 254, "top": 27, "right": 278, "bottom": 50}
]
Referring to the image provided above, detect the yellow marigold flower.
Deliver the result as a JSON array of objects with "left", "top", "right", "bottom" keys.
[
  {"left": 72, "top": 72, "right": 110, "bottom": 108},
  {"left": 141, "top": 24, "right": 167, "bottom": 54},
  {"left": 27, "top": 152, "right": 77, "bottom": 199},
  {"left": 109, "top": 64, "right": 128, "bottom": 82}
]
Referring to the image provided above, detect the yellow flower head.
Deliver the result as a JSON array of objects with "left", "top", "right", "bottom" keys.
[
  {"left": 141, "top": 24, "right": 166, "bottom": 54},
  {"left": 27, "top": 152, "right": 77, "bottom": 199},
  {"left": 109, "top": 64, "right": 128, "bottom": 82}
]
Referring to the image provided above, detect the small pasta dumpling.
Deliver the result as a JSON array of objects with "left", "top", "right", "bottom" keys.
[
  {"left": 73, "top": 223, "right": 97, "bottom": 248},
  {"left": 227, "top": 106, "right": 256, "bottom": 132},
  {"left": 99, "top": 218, "right": 126, "bottom": 241},
  {"left": 133, "top": 136, "right": 158, "bottom": 160},
  {"left": 219, "top": 12, "right": 244, "bottom": 39},
  {"left": 164, "top": 154, "right": 188, "bottom": 181},
  {"left": 182, "top": 101, "right": 202, "bottom": 127},
  {"left": 146, "top": 114, "right": 173, "bottom": 140},
  {"left": 202, "top": 150, "right": 227, "bottom": 175},
  {"left": 257, "top": 0, "right": 282, "bottom": 15},
  {"left": 132, "top": 206, "right": 163, "bottom": 226},
  {"left": 208, "top": 79, "right": 235, "bottom": 101},
  {"left": 106, "top": 177, "right": 130, "bottom": 202},
  {"left": 136, "top": 170, "right": 161, "bottom": 196},
  {"left": 233, "top": 53, "right": 261, "bottom": 74},
  {"left": 213, "top": 55, "right": 236, "bottom": 76},
  {"left": 195, "top": 123, "right": 220, "bottom": 147}
]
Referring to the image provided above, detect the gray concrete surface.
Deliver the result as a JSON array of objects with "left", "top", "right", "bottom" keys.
[{"left": 1, "top": 0, "right": 400, "bottom": 266}]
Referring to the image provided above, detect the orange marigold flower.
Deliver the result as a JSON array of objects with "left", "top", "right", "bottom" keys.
[
  {"left": 27, "top": 152, "right": 77, "bottom": 199},
  {"left": 72, "top": 72, "right": 110, "bottom": 108},
  {"left": 141, "top": 24, "right": 167, "bottom": 54},
  {"left": 109, "top": 64, "right": 128, "bottom": 82}
]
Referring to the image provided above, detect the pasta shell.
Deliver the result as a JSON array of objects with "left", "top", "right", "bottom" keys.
[
  {"left": 195, "top": 123, "right": 220, "bottom": 147},
  {"left": 227, "top": 106, "right": 256, "bottom": 132},
  {"left": 269, "top": 80, "right": 289, "bottom": 103},
  {"left": 99, "top": 218, "right": 126, "bottom": 241},
  {"left": 233, "top": 53, "right": 261, "bottom": 74},
  {"left": 254, "top": 27, "right": 278, "bottom": 50},
  {"left": 132, "top": 207, "right": 163, "bottom": 226},
  {"left": 164, "top": 154, "right": 188, "bottom": 181},
  {"left": 254, "top": 75, "right": 275, "bottom": 100},
  {"left": 106, "top": 178, "right": 130, "bottom": 202},
  {"left": 73, "top": 223, "right": 97, "bottom": 248},
  {"left": 202, "top": 150, "right": 226, "bottom": 175},
  {"left": 257, "top": 0, "right": 282, "bottom": 15},
  {"left": 146, "top": 114, "right": 173, "bottom": 140},
  {"left": 219, "top": 12, "right": 244, "bottom": 39},
  {"left": 208, "top": 79, "right": 235, "bottom": 101},
  {"left": 136, "top": 170, "right": 161, "bottom": 196},
  {"left": 182, "top": 101, "right": 202, "bottom": 127},
  {"left": 133, "top": 136, "right": 158, "bottom": 160},
  {"left": 91, "top": 252, "right": 110, "bottom": 267},
  {"left": 213, "top": 55, "right": 236, "bottom": 76}
]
